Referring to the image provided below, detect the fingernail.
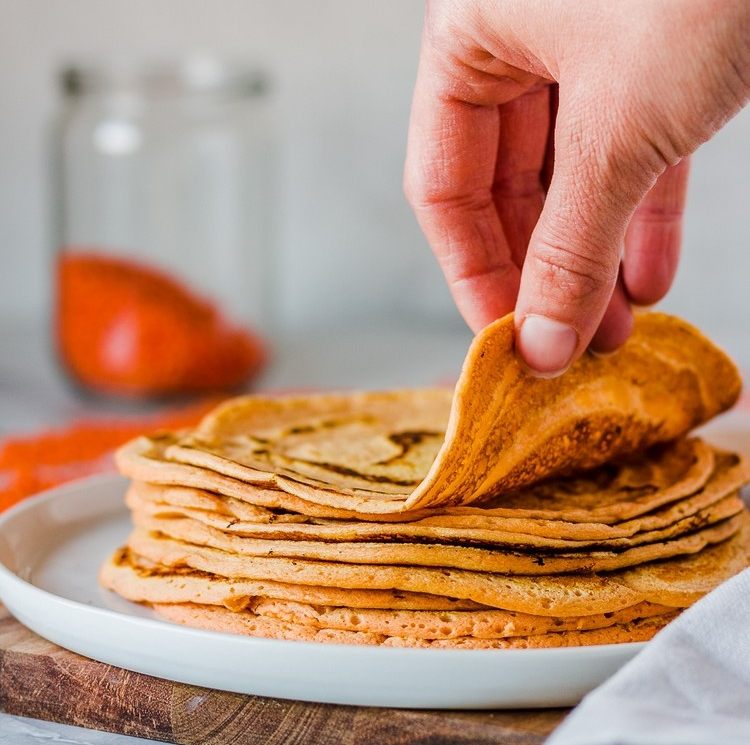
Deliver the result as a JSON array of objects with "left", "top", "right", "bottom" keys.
[{"left": 518, "top": 315, "right": 578, "bottom": 377}]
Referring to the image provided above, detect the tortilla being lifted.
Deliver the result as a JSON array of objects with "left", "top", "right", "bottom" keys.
[
  {"left": 120, "top": 313, "right": 740, "bottom": 515},
  {"left": 106, "top": 311, "right": 749, "bottom": 650}
]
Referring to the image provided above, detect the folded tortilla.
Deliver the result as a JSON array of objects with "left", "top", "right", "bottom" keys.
[{"left": 118, "top": 313, "right": 740, "bottom": 514}]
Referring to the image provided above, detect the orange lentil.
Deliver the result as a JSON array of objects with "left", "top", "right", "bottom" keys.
[
  {"left": 0, "top": 397, "right": 222, "bottom": 512},
  {"left": 56, "top": 252, "right": 267, "bottom": 397}
]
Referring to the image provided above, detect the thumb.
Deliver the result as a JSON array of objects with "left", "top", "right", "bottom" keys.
[{"left": 515, "top": 96, "right": 659, "bottom": 376}]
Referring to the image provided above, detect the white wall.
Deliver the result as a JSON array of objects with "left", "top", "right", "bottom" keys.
[{"left": 0, "top": 0, "right": 748, "bottom": 347}]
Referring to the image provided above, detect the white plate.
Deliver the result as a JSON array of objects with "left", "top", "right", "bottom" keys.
[{"left": 0, "top": 473, "right": 646, "bottom": 709}]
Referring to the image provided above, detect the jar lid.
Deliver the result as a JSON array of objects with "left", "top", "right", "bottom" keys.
[{"left": 61, "top": 56, "right": 268, "bottom": 99}]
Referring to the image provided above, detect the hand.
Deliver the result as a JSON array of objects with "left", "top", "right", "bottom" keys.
[{"left": 405, "top": 0, "right": 750, "bottom": 375}]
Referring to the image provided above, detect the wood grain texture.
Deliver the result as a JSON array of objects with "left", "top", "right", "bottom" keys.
[{"left": 0, "top": 605, "right": 566, "bottom": 744}]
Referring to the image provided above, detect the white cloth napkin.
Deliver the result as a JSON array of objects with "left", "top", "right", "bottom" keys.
[{"left": 547, "top": 567, "right": 750, "bottom": 745}]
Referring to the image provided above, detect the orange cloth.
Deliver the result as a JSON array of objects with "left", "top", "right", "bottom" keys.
[{"left": 0, "top": 398, "right": 222, "bottom": 512}]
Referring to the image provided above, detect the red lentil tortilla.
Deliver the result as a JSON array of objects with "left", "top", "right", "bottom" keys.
[
  {"left": 125, "top": 513, "right": 750, "bottom": 617},
  {"left": 117, "top": 312, "right": 739, "bottom": 515},
  {"left": 152, "top": 602, "right": 678, "bottom": 649}
]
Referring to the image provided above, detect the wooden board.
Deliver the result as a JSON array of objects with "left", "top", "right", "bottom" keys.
[{"left": 0, "top": 605, "right": 566, "bottom": 744}]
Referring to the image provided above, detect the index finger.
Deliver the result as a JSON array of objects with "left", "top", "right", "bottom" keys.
[{"left": 403, "top": 46, "right": 521, "bottom": 332}]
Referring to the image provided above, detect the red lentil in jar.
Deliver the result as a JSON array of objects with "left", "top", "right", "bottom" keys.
[{"left": 56, "top": 252, "right": 267, "bottom": 398}]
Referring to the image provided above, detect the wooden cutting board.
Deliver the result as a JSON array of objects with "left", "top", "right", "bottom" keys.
[{"left": 0, "top": 605, "right": 566, "bottom": 744}]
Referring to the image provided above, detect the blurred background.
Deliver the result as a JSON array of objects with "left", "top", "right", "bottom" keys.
[{"left": 1, "top": 0, "right": 749, "bottom": 426}]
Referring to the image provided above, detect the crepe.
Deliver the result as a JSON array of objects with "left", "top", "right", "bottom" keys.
[
  {"left": 127, "top": 484, "right": 310, "bottom": 524},
  {"left": 125, "top": 446, "right": 746, "bottom": 546},
  {"left": 130, "top": 495, "right": 745, "bottom": 574},
  {"left": 379, "top": 616, "right": 678, "bottom": 648},
  {"left": 118, "top": 435, "right": 740, "bottom": 529},
  {"left": 118, "top": 435, "right": 403, "bottom": 522},
  {"left": 152, "top": 602, "right": 678, "bottom": 648},
  {"left": 126, "top": 513, "right": 750, "bottom": 616},
  {"left": 100, "top": 547, "right": 486, "bottom": 611},
  {"left": 102, "top": 552, "right": 676, "bottom": 637},
  {"left": 234, "top": 597, "right": 674, "bottom": 640},
  {"left": 118, "top": 313, "right": 739, "bottom": 515},
  {"left": 617, "top": 518, "right": 750, "bottom": 606}
]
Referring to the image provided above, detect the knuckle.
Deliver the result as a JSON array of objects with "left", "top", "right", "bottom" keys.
[
  {"left": 403, "top": 170, "right": 420, "bottom": 209},
  {"left": 403, "top": 167, "right": 437, "bottom": 211},
  {"left": 531, "top": 239, "right": 617, "bottom": 304},
  {"left": 632, "top": 202, "right": 684, "bottom": 224},
  {"left": 407, "top": 181, "right": 494, "bottom": 215},
  {"left": 450, "top": 258, "right": 518, "bottom": 287},
  {"left": 559, "top": 97, "right": 664, "bottom": 197},
  {"left": 639, "top": 133, "right": 685, "bottom": 174}
]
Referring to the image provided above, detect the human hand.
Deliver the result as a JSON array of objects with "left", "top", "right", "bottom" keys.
[{"left": 405, "top": 0, "right": 750, "bottom": 375}]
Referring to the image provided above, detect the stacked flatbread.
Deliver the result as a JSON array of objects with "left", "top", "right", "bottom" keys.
[{"left": 101, "top": 313, "right": 750, "bottom": 649}]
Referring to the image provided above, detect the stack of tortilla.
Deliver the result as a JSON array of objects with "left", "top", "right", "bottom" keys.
[{"left": 101, "top": 313, "right": 750, "bottom": 649}]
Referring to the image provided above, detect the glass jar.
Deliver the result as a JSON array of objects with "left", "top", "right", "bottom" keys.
[{"left": 52, "top": 57, "right": 274, "bottom": 399}]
